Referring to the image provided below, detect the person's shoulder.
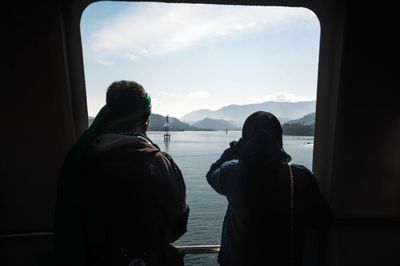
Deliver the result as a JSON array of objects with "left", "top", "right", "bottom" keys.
[
  {"left": 221, "top": 159, "right": 240, "bottom": 169},
  {"left": 157, "top": 150, "right": 173, "bottom": 161},
  {"left": 217, "top": 159, "right": 240, "bottom": 177},
  {"left": 151, "top": 150, "right": 174, "bottom": 164},
  {"left": 89, "top": 133, "right": 159, "bottom": 157},
  {"left": 147, "top": 150, "right": 179, "bottom": 174}
]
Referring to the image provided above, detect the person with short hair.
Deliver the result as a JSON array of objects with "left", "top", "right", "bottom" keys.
[
  {"left": 207, "top": 111, "right": 331, "bottom": 266},
  {"left": 55, "top": 80, "right": 189, "bottom": 266}
]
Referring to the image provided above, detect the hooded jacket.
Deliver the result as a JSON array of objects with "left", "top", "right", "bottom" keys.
[
  {"left": 84, "top": 132, "right": 189, "bottom": 266},
  {"left": 206, "top": 133, "right": 331, "bottom": 266}
]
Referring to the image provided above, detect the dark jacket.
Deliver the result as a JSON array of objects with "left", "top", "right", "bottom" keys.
[
  {"left": 84, "top": 132, "right": 189, "bottom": 266},
  {"left": 207, "top": 141, "right": 331, "bottom": 266}
]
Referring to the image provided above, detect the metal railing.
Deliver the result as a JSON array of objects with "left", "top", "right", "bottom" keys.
[
  {"left": 3, "top": 218, "right": 400, "bottom": 254},
  {"left": 0, "top": 232, "right": 54, "bottom": 239},
  {"left": 3, "top": 218, "right": 400, "bottom": 240},
  {"left": 175, "top": 245, "right": 220, "bottom": 254},
  {"left": 0, "top": 232, "right": 220, "bottom": 255}
]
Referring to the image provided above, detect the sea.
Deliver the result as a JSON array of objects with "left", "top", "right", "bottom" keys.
[{"left": 147, "top": 131, "right": 314, "bottom": 265}]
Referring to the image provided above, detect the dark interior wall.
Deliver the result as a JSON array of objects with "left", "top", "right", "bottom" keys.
[
  {"left": 331, "top": 3, "right": 400, "bottom": 218},
  {"left": 0, "top": 1, "right": 76, "bottom": 264},
  {"left": 327, "top": 225, "right": 400, "bottom": 266},
  {"left": 312, "top": 0, "right": 345, "bottom": 199},
  {"left": 0, "top": 0, "right": 75, "bottom": 234},
  {"left": 326, "top": 3, "right": 400, "bottom": 266}
]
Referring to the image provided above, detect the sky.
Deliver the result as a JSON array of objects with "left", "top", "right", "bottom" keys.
[{"left": 81, "top": 2, "right": 320, "bottom": 118}]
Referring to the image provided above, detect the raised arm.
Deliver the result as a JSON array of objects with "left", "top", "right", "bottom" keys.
[{"left": 206, "top": 140, "right": 241, "bottom": 196}]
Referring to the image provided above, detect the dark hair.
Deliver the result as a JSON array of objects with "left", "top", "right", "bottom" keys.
[{"left": 106, "top": 80, "right": 147, "bottom": 117}]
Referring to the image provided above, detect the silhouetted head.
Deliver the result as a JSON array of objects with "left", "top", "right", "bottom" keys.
[
  {"left": 242, "top": 111, "right": 283, "bottom": 145},
  {"left": 106, "top": 80, "right": 152, "bottom": 131},
  {"left": 241, "top": 111, "right": 291, "bottom": 163}
]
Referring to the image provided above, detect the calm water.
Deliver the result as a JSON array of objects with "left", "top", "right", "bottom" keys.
[{"left": 147, "top": 131, "right": 314, "bottom": 265}]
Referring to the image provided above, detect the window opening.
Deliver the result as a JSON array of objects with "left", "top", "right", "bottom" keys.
[{"left": 81, "top": 2, "right": 320, "bottom": 264}]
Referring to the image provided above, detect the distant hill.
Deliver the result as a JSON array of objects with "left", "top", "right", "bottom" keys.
[
  {"left": 181, "top": 109, "right": 215, "bottom": 122},
  {"left": 282, "top": 112, "right": 315, "bottom": 136},
  {"left": 285, "top": 112, "right": 315, "bottom": 125},
  {"left": 192, "top": 118, "right": 240, "bottom": 131},
  {"left": 88, "top": 114, "right": 202, "bottom": 131},
  {"left": 181, "top": 101, "right": 316, "bottom": 125},
  {"left": 148, "top": 114, "right": 201, "bottom": 131}
]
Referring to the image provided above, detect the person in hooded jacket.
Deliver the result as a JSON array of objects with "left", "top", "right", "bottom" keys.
[
  {"left": 54, "top": 80, "right": 189, "bottom": 266},
  {"left": 206, "top": 111, "right": 331, "bottom": 266}
]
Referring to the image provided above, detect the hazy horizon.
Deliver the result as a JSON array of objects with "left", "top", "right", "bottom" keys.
[{"left": 81, "top": 2, "right": 320, "bottom": 118}]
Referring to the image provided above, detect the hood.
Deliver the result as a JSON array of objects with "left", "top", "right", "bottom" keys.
[
  {"left": 88, "top": 133, "right": 159, "bottom": 160},
  {"left": 240, "top": 130, "right": 290, "bottom": 164}
]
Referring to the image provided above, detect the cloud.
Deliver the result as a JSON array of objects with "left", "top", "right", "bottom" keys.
[
  {"left": 187, "top": 91, "right": 209, "bottom": 98},
  {"left": 158, "top": 90, "right": 177, "bottom": 97},
  {"left": 249, "top": 92, "right": 315, "bottom": 103},
  {"left": 93, "top": 58, "right": 115, "bottom": 65},
  {"left": 84, "top": 3, "right": 316, "bottom": 62}
]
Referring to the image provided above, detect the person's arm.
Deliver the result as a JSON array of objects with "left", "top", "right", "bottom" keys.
[{"left": 206, "top": 140, "right": 240, "bottom": 196}]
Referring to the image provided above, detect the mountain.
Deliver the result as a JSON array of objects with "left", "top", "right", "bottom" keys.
[
  {"left": 181, "top": 109, "right": 215, "bottom": 122},
  {"left": 192, "top": 118, "right": 240, "bottom": 131},
  {"left": 181, "top": 101, "right": 316, "bottom": 125},
  {"left": 148, "top": 114, "right": 199, "bottom": 131},
  {"left": 285, "top": 112, "right": 315, "bottom": 125},
  {"left": 282, "top": 112, "right": 315, "bottom": 136},
  {"left": 88, "top": 114, "right": 202, "bottom": 131}
]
